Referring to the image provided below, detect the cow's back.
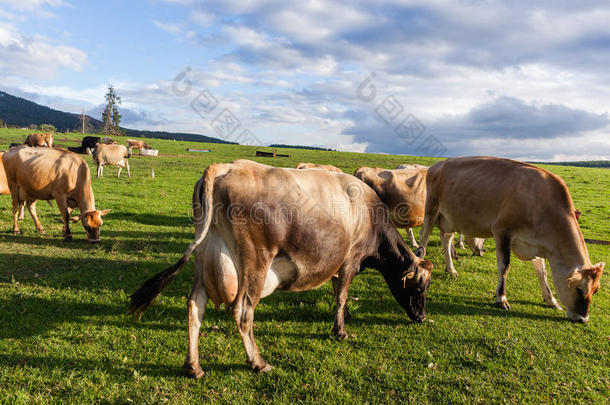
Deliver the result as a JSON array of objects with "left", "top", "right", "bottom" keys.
[
  {"left": 3, "top": 147, "right": 85, "bottom": 200},
  {"left": 427, "top": 156, "right": 574, "bottom": 236},
  {"left": 211, "top": 160, "right": 383, "bottom": 280},
  {"left": 94, "top": 144, "right": 127, "bottom": 164},
  {"left": 0, "top": 152, "right": 9, "bottom": 195}
]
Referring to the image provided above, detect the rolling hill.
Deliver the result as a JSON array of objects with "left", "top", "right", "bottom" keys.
[{"left": 0, "top": 90, "right": 235, "bottom": 144}]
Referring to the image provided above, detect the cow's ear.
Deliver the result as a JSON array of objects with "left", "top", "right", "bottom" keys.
[
  {"left": 99, "top": 209, "right": 111, "bottom": 216},
  {"left": 594, "top": 262, "right": 605, "bottom": 272}
]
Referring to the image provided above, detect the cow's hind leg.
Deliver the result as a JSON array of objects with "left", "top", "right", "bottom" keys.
[
  {"left": 25, "top": 200, "right": 44, "bottom": 234},
  {"left": 493, "top": 230, "right": 512, "bottom": 310},
  {"left": 184, "top": 273, "right": 208, "bottom": 378},
  {"left": 233, "top": 256, "right": 273, "bottom": 372},
  {"left": 125, "top": 160, "right": 131, "bottom": 178},
  {"left": 457, "top": 234, "right": 466, "bottom": 249},
  {"left": 18, "top": 202, "right": 25, "bottom": 221},
  {"left": 331, "top": 276, "right": 351, "bottom": 322},
  {"left": 117, "top": 166, "right": 122, "bottom": 178},
  {"left": 10, "top": 188, "right": 22, "bottom": 234},
  {"left": 532, "top": 258, "right": 562, "bottom": 310}
]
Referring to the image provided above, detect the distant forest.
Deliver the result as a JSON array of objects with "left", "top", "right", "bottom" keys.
[
  {"left": 530, "top": 160, "right": 610, "bottom": 168},
  {"left": 270, "top": 144, "right": 335, "bottom": 151}
]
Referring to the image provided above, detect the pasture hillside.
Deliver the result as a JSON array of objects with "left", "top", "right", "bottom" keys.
[{"left": 0, "top": 128, "right": 608, "bottom": 404}]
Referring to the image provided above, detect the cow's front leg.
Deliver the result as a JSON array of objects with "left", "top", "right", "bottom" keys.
[
  {"left": 531, "top": 258, "right": 562, "bottom": 310},
  {"left": 457, "top": 234, "right": 466, "bottom": 249},
  {"left": 332, "top": 264, "right": 357, "bottom": 339},
  {"left": 493, "top": 231, "right": 512, "bottom": 310},
  {"left": 25, "top": 200, "right": 44, "bottom": 234},
  {"left": 125, "top": 160, "right": 131, "bottom": 178},
  {"left": 56, "top": 197, "right": 73, "bottom": 241},
  {"left": 441, "top": 232, "right": 458, "bottom": 276},
  {"left": 96, "top": 164, "right": 102, "bottom": 177},
  {"left": 184, "top": 273, "right": 208, "bottom": 378},
  {"left": 407, "top": 228, "right": 419, "bottom": 248},
  {"left": 117, "top": 166, "right": 122, "bottom": 178}
]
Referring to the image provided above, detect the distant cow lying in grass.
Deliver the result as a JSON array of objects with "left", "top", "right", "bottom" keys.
[
  {"left": 2, "top": 146, "right": 110, "bottom": 242},
  {"left": 93, "top": 144, "right": 131, "bottom": 178},
  {"left": 24, "top": 133, "right": 54, "bottom": 148},
  {"left": 129, "top": 160, "right": 433, "bottom": 376},
  {"left": 295, "top": 162, "right": 343, "bottom": 172},
  {"left": 417, "top": 156, "right": 604, "bottom": 322},
  {"left": 126, "top": 139, "right": 151, "bottom": 155}
]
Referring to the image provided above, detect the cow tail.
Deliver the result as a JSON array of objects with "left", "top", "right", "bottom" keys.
[{"left": 128, "top": 163, "right": 226, "bottom": 317}]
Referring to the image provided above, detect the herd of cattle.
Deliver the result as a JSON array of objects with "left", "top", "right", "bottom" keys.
[
  {"left": 0, "top": 134, "right": 152, "bottom": 240},
  {"left": 127, "top": 158, "right": 604, "bottom": 376},
  {"left": 0, "top": 134, "right": 605, "bottom": 376}
]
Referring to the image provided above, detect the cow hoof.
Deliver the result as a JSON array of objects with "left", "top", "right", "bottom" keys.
[
  {"left": 13, "top": 230, "right": 20, "bottom": 235},
  {"left": 547, "top": 300, "right": 563, "bottom": 311},
  {"left": 333, "top": 330, "right": 348, "bottom": 340},
  {"left": 258, "top": 363, "right": 273, "bottom": 373},
  {"left": 64, "top": 235, "right": 74, "bottom": 242},
  {"left": 495, "top": 301, "right": 511, "bottom": 310},
  {"left": 184, "top": 363, "right": 204, "bottom": 379},
  {"left": 447, "top": 270, "right": 458, "bottom": 278},
  {"left": 39, "top": 229, "right": 45, "bottom": 235}
]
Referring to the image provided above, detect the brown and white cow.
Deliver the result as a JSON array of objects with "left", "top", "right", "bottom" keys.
[
  {"left": 129, "top": 160, "right": 433, "bottom": 376},
  {"left": 2, "top": 147, "right": 110, "bottom": 242},
  {"left": 126, "top": 139, "right": 151, "bottom": 155},
  {"left": 93, "top": 144, "right": 131, "bottom": 178},
  {"left": 295, "top": 162, "right": 343, "bottom": 173},
  {"left": 24, "top": 133, "right": 54, "bottom": 148},
  {"left": 417, "top": 156, "right": 604, "bottom": 322}
]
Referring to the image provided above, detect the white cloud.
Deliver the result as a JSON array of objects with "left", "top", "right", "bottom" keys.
[{"left": 0, "top": 22, "right": 87, "bottom": 79}]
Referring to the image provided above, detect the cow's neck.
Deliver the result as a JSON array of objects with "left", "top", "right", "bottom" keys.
[
  {"left": 548, "top": 215, "right": 591, "bottom": 275},
  {"left": 76, "top": 181, "right": 96, "bottom": 214},
  {"left": 371, "top": 223, "right": 412, "bottom": 274}
]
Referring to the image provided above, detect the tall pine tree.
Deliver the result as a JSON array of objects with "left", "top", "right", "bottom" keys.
[{"left": 102, "top": 85, "right": 123, "bottom": 135}]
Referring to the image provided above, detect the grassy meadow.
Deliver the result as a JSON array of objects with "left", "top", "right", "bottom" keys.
[{"left": 0, "top": 128, "right": 608, "bottom": 404}]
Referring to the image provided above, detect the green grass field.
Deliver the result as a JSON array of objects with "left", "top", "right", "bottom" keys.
[{"left": 0, "top": 128, "right": 608, "bottom": 404}]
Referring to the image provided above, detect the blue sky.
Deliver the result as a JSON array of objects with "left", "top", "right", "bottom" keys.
[{"left": 1, "top": 0, "right": 610, "bottom": 160}]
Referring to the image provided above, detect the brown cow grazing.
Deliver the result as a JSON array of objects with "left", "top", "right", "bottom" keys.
[
  {"left": 295, "top": 162, "right": 343, "bottom": 173},
  {"left": 126, "top": 139, "right": 151, "bottom": 155},
  {"left": 93, "top": 144, "right": 131, "bottom": 178},
  {"left": 129, "top": 160, "right": 433, "bottom": 376},
  {"left": 417, "top": 156, "right": 604, "bottom": 322},
  {"left": 2, "top": 147, "right": 110, "bottom": 242},
  {"left": 354, "top": 166, "right": 427, "bottom": 248},
  {"left": 24, "top": 133, "right": 54, "bottom": 148}
]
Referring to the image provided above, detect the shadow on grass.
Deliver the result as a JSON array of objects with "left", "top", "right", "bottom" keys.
[{"left": 109, "top": 212, "right": 193, "bottom": 227}]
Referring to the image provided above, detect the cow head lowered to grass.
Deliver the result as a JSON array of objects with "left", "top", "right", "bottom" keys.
[{"left": 129, "top": 159, "right": 433, "bottom": 376}]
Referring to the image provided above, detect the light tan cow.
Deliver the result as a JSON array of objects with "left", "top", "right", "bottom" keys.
[
  {"left": 354, "top": 166, "right": 427, "bottom": 248},
  {"left": 0, "top": 152, "right": 9, "bottom": 196},
  {"left": 129, "top": 160, "right": 433, "bottom": 376},
  {"left": 2, "top": 147, "right": 110, "bottom": 242},
  {"left": 295, "top": 162, "right": 343, "bottom": 173},
  {"left": 93, "top": 144, "right": 131, "bottom": 178},
  {"left": 24, "top": 133, "right": 54, "bottom": 148},
  {"left": 101, "top": 136, "right": 118, "bottom": 145},
  {"left": 418, "top": 156, "right": 604, "bottom": 322},
  {"left": 126, "top": 139, "right": 151, "bottom": 155}
]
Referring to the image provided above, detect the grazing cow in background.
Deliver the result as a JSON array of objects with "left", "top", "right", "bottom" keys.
[
  {"left": 418, "top": 156, "right": 604, "bottom": 322},
  {"left": 2, "top": 147, "right": 110, "bottom": 242},
  {"left": 9, "top": 143, "right": 21, "bottom": 149},
  {"left": 81, "top": 136, "right": 101, "bottom": 149},
  {"left": 295, "top": 162, "right": 343, "bottom": 173},
  {"left": 93, "top": 144, "right": 131, "bottom": 178},
  {"left": 101, "top": 136, "right": 118, "bottom": 145},
  {"left": 126, "top": 139, "right": 151, "bottom": 155},
  {"left": 396, "top": 164, "right": 428, "bottom": 170},
  {"left": 24, "top": 133, "right": 54, "bottom": 148},
  {"left": 354, "top": 166, "right": 427, "bottom": 248},
  {"left": 129, "top": 160, "right": 433, "bottom": 376},
  {"left": 456, "top": 234, "right": 486, "bottom": 256}
]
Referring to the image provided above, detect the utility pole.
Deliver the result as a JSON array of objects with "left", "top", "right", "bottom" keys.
[{"left": 81, "top": 109, "right": 85, "bottom": 133}]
